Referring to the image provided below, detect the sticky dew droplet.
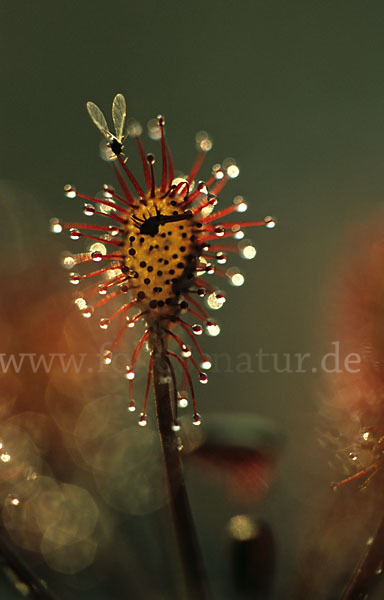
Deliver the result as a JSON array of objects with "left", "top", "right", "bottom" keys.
[
  {"left": 264, "top": 216, "right": 276, "bottom": 229},
  {"left": 81, "top": 306, "right": 94, "bottom": 318},
  {"left": 193, "top": 413, "right": 202, "bottom": 426},
  {"left": 233, "top": 195, "right": 247, "bottom": 213},
  {"left": 206, "top": 321, "right": 221, "bottom": 336},
  {"left": 49, "top": 218, "right": 62, "bottom": 233},
  {"left": 207, "top": 292, "right": 226, "bottom": 310},
  {"left": 83, "top": 204, "right": 96, "bottom": 216},
  {"left": 241, "top": 244, "right": 257, "bottom": 260},
  {"left": 125, "top": 367, "right": 135, "bottom": 380},
  {"left": 195, "top": 131, "right": 213, "bottom": 152},
  {"left": 104, "top": 350, "right": 112, "bottom": 365},
  {"left": 181, "top": 345, "right": 192, "bottom": 358},
  {"left": 214, "top": 226, "right": 225, "bottom": 237},
  {"left": 192, "top": 324, "right": 203, "bottom": 336},
  {"left": 98, "top": 284, "right": 108, "bottom": 295},
  {"left": 91, "top": 251, "right": 103, "bottom": 262},
  {"left": 201, "top": 358, "right": 212, "bottom": 370},
  {"left": 109, "top": 226, "right": 120, "bottom": 236},
  {"left": 70, "top": 228, "right": 81, "bottom": 240},
  {"left": 64, "top": 184, "right": 77, "bottom": 198},
  {"left": 216, "top": 252, "right": 227, "bottom": 265},
  {"left": 178, "top": 393, "right": 189, "bottom": 408},
  {"left": 138, "top": 413, "right": 148, "bottom": 427},
  {"left": 99, "top": 318, "right": 110, "bottom": 330}
]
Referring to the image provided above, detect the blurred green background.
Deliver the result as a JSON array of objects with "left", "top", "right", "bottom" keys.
[{"left": 1, "top": 1, "right": 384, "bottom": 598}]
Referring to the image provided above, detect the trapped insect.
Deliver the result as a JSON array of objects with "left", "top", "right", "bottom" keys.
[{"left": 87, "top": 93, "right": 127, "bottom": 159}]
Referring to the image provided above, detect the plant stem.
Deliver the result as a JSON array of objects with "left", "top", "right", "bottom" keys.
[
  {"left": 152, "top": 354, "right": 210, "bottom": 600},
  {"left": 0, "top": 528, "right": 58, "bottom": 599},
  {"left": 340, "top": 514, "right": 384, "bottom": 599}
]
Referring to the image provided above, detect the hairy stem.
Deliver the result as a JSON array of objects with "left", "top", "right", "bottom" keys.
[{"left": 152, "top": 354, "right": 210, "bottom": 600}]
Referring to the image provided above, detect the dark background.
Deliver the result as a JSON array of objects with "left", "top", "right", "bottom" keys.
[{"left": 1, "top": 1, "right": 384, "bottom": 598}]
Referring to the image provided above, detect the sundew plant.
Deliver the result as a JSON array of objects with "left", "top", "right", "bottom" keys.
[{"left": 50, "top": 93, "right": 276, "bottom": 598}]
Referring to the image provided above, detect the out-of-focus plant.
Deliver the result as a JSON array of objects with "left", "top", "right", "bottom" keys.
[{"left": 291, "top": 212, "right": 384, "bottom": 600}]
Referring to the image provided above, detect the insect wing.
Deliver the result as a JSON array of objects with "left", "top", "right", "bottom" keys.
[
  {"left": 86, "top": 101, "right": 111, "bottom": 140},
  {"left": 111, "top": 93, "right": 126, "bottom": 142}
]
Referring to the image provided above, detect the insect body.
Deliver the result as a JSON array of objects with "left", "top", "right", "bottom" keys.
[
  {"left": 131, "top": 209, "right": 193, "bottom": 237},
  {"left": 86, "top": 93, "right": 127, "bottom": 158}
]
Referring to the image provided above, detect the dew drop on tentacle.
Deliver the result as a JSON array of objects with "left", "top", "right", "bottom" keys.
[
  {"left": 91, "top": 251, "right": 103, "bottom": 262},
  {"left": 232, "top": 225, "right": 245, "bottom": 240},
  {"left": 126, "top": 117, "right": 143, "bottom": 137},
  {"left": 200, "top": 358, "right": 212, "bottom": 370},
  {"left": 64, "top": 184, "right": 77, "bottom": 198},
  {"left": 227, "top": 267, "right": 245, "bottom": 287},
  {"left": 195, "top": 131, "right": 213, "bottom": 152},
  {"left": 70, "top": 228, "right": 81, "bottom": 240},
  {"left": 102, "top": 184, "right": 114, "bottom": 198},
  {"left": 81, "top": 306, "right": 94, "bottom": 319},
  {"left": 240, "top": 242, "right": 257, "bottom": 260},
  {"left": 83, "top": 204, "right": 96, "bottom": 216},
  {"left": 99, "top": 318, "right": 110, "bottom": 330},
  {"left": 233, "top": 195, "right": 247, "bottom": 212},
  {"left": 216, "top": 252, "right": 227, "bottom": 265},
  {"left": 128, "top": 400, "right": 136, "bottom": 412},
  {"left": 197, "top": 181, "right": 208, "bottom": 195},
  {"left": 126, "top": 315, "right": 136, "bottom": 328},
  {"left": 178, "top": 393, "right": 189, "bottom": 408},
  {"left": 181, "top": 345, "right": 192, "bottom": 358},
  {"left": 62, "top": 253, "right": 75, "bottom": 268},
  {"left": 108, "top": 226, "right": 120, "bottom": 236},
  {"left": 193, "top": 413, "right": 202, "bottom": 426},
  {"left": 138, "top": 413, "right": 148, "bottom": 427},
  {"left": 74, "top": 296, "right": 87, "bottom": 311},
  {"left": 264, "top": 216, "right": 277, "bottom": 229},
  {"left": 214, "top": 226, "right": 225, "bottom": 237},
  {"left": 223, "top": 158, "right": 240, "bottom": 179},
  {"left": 206, "top": 321, "right": 221, "bottom": 337},
  {"left": 207, "top": 292, "right": 226, "bottom": 310},
  {"left": 98, "top": 284, "right": 108, "bottom": 295},
  {"left": 212, "top": 164, "right": 225, "bottom": 180},
  {"left": 69, "top": 272, "right": 81, "bottom": 285},
  {"left": 125, "top": 367, "right": 135, "bottom": 381},
  {"left": 50, "top": 218, "right": 62, "bottom": 233},
  {"left": 147, "top": 118, "right": 161, "bottom": 140},
  {"left": 90, "top": 242, "right": 107, "bottom": 254},
  {"left": 103, "top": 350, "right": 112, "bottom": 365},
  {"left": 192, "top": 325, "right": 203, "bottom": 336},
  {"left": 8, "top": 495, "right": 20, "bottom": 507}
]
